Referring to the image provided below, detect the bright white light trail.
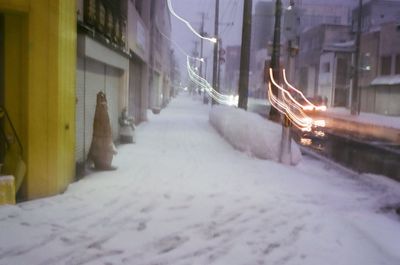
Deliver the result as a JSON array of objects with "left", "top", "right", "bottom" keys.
[
  {"left": 268, "top": 82, "right": 312, "bottom": 131},
  {"left": 167, "top": 0, "right": 217, "bottom": 43},
  {"left": 186, "top": 57, "right": 238, "bottom": 106},
  {"left": 268, "top": 68, "right": 326, "bottom": 131},
  {"left": 155, "top": 16, "right": 237, "bottom": 107},
  {"left": 282, "top": 69, "right": 327, "bottom": 111}
]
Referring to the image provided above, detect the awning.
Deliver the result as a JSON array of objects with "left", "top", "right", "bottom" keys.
[{"left": 371, "top": 75, "right": 400, "bottom": 86}]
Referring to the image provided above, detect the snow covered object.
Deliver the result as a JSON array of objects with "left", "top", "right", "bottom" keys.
[
  {"left": 88, "top": 91, "right": 117, "bottom": 170},
  {"left": 209, "top": 105, "right": 302, "bottom": 165}
]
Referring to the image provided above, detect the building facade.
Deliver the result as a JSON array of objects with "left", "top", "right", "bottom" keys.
[
  {"left": 149, "top": 0, "right": 172, "bottom": 111},
  {"left": 0, "top": 0, "right": 76, "bottom": 200},
  {"left": 76, "top": 0, "right": 173, "bottom": 173},
  {"left": 249, "top": 0, "right": 355, "bottom": 100},
  {"left": 76, "top": 0, "right": 131, "bottom": 171},
  {"left": 297, "top": 24, "right": 353, "bottom": 99},
  {"left": 0, "top": 0, "right": 173, "bottom": 202},
  {"left": 353, "top": 0, "right": 400, "bottom": 115},
  {"left": 359, "top": 22, "right": 400, "bottom": 115},
  {"left": 318, "top": 42, "right": 353, "bottom": 107}
]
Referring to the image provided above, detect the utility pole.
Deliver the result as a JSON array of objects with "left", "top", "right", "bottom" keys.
[
  {"left": 218, "top": 38, "right": 223, "bottom": 94},
  {"left": 199, "top": 12, "right": 205, "bottom": 77},
  {"left": 212, "top": 0, "right": 220, "bottom": 105},
  {"left": 191, "top": 40, "right": 200, "bottom": 95},
  {"left": 351, "top": 0, "right": 362, "bottom": 115},
  {"left": 268, "top": 0, "right": 282, "bottom": 121},
  {"left": 238, "top": 0, "right": 253, "bottom": 110},
  {"left": 199, "top": 12, "right": 209, "bottom": 104},
  {"left": 280, "top": 0, "right": 296, "bottom": 165}
]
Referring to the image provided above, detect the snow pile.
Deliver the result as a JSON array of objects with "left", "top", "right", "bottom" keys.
[{"left": 209, "top": 104, "right": 302, "bottom": 165}]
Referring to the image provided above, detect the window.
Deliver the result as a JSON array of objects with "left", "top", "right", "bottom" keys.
[
  {"left": 322, "top": 62, "right": 330, "bottom": 73},
  {"left": 380, "top": 56, "right": 392, "bottom": 75},
  {"left": 396, "top": 54, "right": 400, "bottom": 74}
]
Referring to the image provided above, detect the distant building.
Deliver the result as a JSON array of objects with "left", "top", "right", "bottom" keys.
[
  {"left": 296, "top": 0, "right": 354, "bottom": 32},
  {"left": 290, "top": 0, "right": 355, "bottom": 86},
  {"left": 224, "top": 46, "right": 241, "bottom": 93},
  {"left": 352, "top": 0, "right": 400, "bottom": 115},
  {"left": 250, "top": 0, "right": 355, "bottom": 99},
  {"left": 351, "top": 0, "right": 400, "bottom": 33},
  {"left": 250, "top": 49, "right": 269, "bottom": 99},
  {"left": 319, "top": 41, "right": 354, "bottom": 107},
  {"left": 252, "top": 1, "right": 275, "bottom": 52},
  {"left": 296, "top": 24, "right": 353, "bottom": 101},
  {"left": 359, "top": 21, "right": 400, "bottom": 115}
]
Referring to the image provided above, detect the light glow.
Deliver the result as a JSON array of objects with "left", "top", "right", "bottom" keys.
[{"left": 300, "top": 138, "right": 312, "bottom": 146}]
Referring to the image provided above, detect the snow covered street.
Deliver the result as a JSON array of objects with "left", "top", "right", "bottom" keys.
[{"left": 1, "top": 93, "right": 400, "bottom": 265}]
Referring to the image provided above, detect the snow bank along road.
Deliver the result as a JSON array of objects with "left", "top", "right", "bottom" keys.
[{"left": 1, "top": 94, "right": 400, "bottom": 265}]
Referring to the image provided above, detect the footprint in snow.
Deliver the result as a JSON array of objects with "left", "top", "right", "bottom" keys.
[
  {"left": 140, "top": 205, "right": 156, "bottom": 213},
  {"left": 137, "top": 221, "right": 147, "bottom": 231},
  {"left": 263, "top": 242, "right": 281, "bottom": 255},
  {"left": 155, "top": 235, "right": 189, "bottom": 254}
]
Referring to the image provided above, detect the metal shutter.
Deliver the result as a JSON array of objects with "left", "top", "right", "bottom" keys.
[
  {"left": 84, "top": 58, "right": 105, "bottom": 159},
  {"left": 105, "top": 65, "right": 122, "bottom": 141}
]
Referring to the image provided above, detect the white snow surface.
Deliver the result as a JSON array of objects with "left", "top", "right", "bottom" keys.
[
  {"left": 1, "top": 94, "right": 400, "bottom": 265},
  {"left": 209, "top": 105, "right": 302, "bottom": 165}
]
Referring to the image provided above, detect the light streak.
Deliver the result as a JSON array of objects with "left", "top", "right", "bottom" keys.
[
  {"left": 282, "top": 69, "right": 327, "bottom": 111},
  {"left": 268, "top": 70, "right": 313, "bottom": 131},
  {"left": 268, "top": 82, "right": 312, "bottom": 131},
  {"left": 186, "top": 56, "right": 238, "bottom": 106},
  {"left": 158, "top": 3, "right": 236, "bottom": 107},
  {"left": 267, "top": 68, "right": 327, "bottom": 132},
  {"left": 155, "top": 14, "right": 235, "bottom": 107},
  {"left": 167, "top": 0, "right": 217, "bottom": 43}
]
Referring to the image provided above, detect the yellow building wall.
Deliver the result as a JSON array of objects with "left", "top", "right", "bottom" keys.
[{"left": 1, "top": 0, "right": 76, "bottom": 200}]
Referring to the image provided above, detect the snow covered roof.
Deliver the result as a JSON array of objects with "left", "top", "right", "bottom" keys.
[
  {"left": 371, "top": 75, "right": 400, "bottom": 86},
  {"left": 323, "top": 40, "right": 355, "bottom": 53},
  {"left": 332, "top": 40, "right": 354, "bottom": 47}
]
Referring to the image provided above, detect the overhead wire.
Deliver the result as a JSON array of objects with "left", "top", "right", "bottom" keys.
[
  {"left": 167, "top": 0, "right": 217, "bottom": 43},
  {"left": 160, "top": 3, "right": 238, "bottom": 106}
]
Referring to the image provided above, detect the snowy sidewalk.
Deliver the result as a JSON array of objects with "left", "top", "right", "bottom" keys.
[{"left": 1, "top": 94, "right": 400, "bottom": 265}]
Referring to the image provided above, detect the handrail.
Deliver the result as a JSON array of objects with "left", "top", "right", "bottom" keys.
[{"left": 0, "top": 106, "right": 23, "bottom": 156}]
